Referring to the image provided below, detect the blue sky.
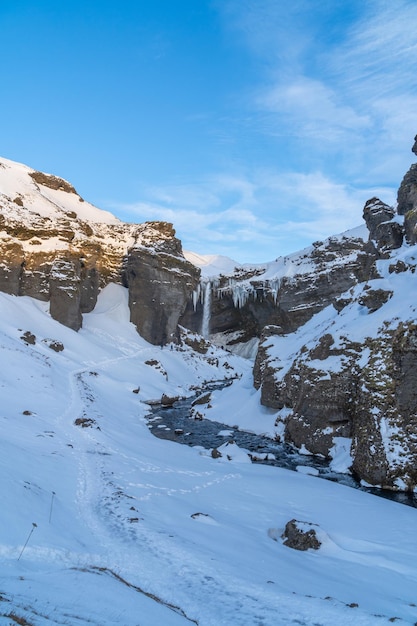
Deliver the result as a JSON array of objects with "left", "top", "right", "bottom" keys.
[{"left": 1, "top": 0, "right": 417, "bottom": 263}]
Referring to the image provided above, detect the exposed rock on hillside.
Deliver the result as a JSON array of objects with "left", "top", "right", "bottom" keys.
[
  {"left": 252, "top": 134, "right": 417, "bottom": 491},
  {"left": 398, "top": 135, "right": 417, "bottom": 243},
  {"left": 282, "top": 519, "right": 322, "bottom": 551},
  {"left": 0, "top": 158, "right": 199, "bottom": 340},
  {"left": 363, "top": 197, "right": 403, "bottom": 251},
  {"left": 182, "top": 230, "right": 376, "bottom": 348},
  {"left": 124, "top": 222, "right": 199, "bottom": 345}
]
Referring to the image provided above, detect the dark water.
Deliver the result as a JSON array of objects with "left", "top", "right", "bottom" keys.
[{"left": 146, "top": 387, "right": 417, "bottom": 509}]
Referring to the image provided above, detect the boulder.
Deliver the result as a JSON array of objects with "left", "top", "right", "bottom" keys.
[
  {"left": 358, "top": 288, "right": 393, "bottom": 313},
  {"left": 282, "top": 519, "right": 321, "bottom": 551},
  {"left": 161, "top": 394, "right": 179, "bottom": 407}
]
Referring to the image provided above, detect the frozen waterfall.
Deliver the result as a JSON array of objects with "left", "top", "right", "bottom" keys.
[{"left": 201, "top": 281, "right": 211, "bottom": 338}]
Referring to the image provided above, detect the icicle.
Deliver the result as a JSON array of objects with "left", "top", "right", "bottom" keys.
[
  {"left": 192, "top": 282, "right": 201, "bottom": 311},
  {"left": 267, "top": 277, "right": 281, "bottom": 304},
  {"left": 212, "top": 275, "right": 282, "bottom": 310},
  {"left": 201, "top": 280, "right": 211, "bottom": 338}
]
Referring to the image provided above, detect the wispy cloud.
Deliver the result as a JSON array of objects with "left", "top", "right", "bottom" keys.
[
  {"left": 118, "top": 1, "right": 416, "bottom": 263},
  {"left": 220, "top": 0, "right": 417, "bottom": 182},
  {"left": 113, "top": 170, "right": 393, "bottom": 262},
  {"left": 258, "top": 77, "right": 370, "bottom": 141}
]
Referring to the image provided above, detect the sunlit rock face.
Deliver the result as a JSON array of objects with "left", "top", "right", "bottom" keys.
[
  {"left": 0, "top": 159, "right": 199, "bottom": 339},
  {"left": 124, "top": 222, "right": 200, "bottom": 346}
]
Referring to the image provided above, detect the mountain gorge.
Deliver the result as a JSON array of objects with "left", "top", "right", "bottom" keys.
[
  {"left": 2, "top": 139, "right": 417, "bottom": 625},
  {"left": 2, "top": 138, "right": 417, "bottom": 493}
]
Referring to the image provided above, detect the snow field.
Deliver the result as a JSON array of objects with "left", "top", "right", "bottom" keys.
[{"left": 0, "top": 286, "right": 416, "bottom": 625}]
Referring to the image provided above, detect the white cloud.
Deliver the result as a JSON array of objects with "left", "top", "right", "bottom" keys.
[
  {"left": 220, "top": 0, "right": 417, "bottom": 186},
  {"left": 114, "top": 1, "right": 417, "bottom": 263},
  {"left": 258, "top": 77, "right": 370, "bottom": 141},
  {"left": 113, "top": 169, "right": 393, "bottom": 263}
]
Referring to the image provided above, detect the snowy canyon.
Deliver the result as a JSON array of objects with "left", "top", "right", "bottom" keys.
[{"left": 1, "top": 137, "right": 417, "bottom": 624}]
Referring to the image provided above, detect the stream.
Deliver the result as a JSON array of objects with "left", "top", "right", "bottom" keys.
[{"left": 146, "top": 385, "right": 417, "bottom": 509}]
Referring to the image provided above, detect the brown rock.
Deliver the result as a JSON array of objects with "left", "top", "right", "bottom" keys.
[{"left": 282, "top": 519, "right": 321, "bottom": 551}]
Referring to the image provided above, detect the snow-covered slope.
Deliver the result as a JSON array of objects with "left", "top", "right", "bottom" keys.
[
  {"left": 185, "top": 224, "right": 368, "bottom": 284},
  {"left": 1, "top": 286, "right": 417, "bottom": 625},
  {"left": 0, "top": 156, "right": 120, "bottom": 225},
  {"left": 183, "top": 250, "right": 241, "bottom": 277}
]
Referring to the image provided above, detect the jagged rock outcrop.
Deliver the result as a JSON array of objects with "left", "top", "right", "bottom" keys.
[
  {"left": 255, "top": 290, "right": 417, "bottom": 489},
  {"left": 352, "top": 322, "right": 417, "bottom": 489},
  {"left": 363, "top": 197, "right": 395, "bottom": 239},
  {"left": 363, "top": 197, "right": 403, "bottom": 251},
  {"left": 254, "top": 326, "right": 361, "bottom": 457},
  {"left": 124, "top": 222, "right": 199, "bottom": 345},
  {"left": 398, "top": 134, "right": 417, "bottom": 243},
  {"left": 0, "top": 158, "right": 199, "bottom": 341}
]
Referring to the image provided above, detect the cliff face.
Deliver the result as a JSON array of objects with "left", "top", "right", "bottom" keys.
[
  {"left": 251, "top": 136, "right": 417, "bottom": 491},
  {"left": 124, "top": 222, "right": 200, "bottom": 345},
  {"left": 0, "top": 158, "right": 199, "bottom": 341},
  {"left": 182, "top": 227, "right": 377, "bottom": 351}
]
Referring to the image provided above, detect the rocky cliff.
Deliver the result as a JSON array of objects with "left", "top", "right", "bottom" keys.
[
  {"left": 251, "top": 136, "right": 417, "bottom": 491},
  {"left": 182, "top": 228, "right": 377, "bottom": 350},
  {"left": 0, "top": 158, "right": 199, "bottom": 343}
]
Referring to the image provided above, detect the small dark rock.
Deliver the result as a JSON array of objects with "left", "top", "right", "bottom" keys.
[
  {"left": 333, "top": 296, "right": 353, "bottom": 313},
  {"left": 282, "top": 519, "right": 322, "bottom": 551},
  {"left": 161, "top": 394, "right": 178, "bottom": 407},
  {"left": 43, "top": 339, "right": 64, "bottom": 352},
  {"left": 358, "top": 289, "right": 393, "bottom": 313},
  {"left": 389, "top": 260, "right": 408, "bottom": 274},
  {"left": 74, "top": 417, "right": 96, "bottom": 428},
  {"left": 191, "top": 392, "right": 211, "bottom": 406},
  {"left": 21, "top": 331, "right": 36, "bottom": 345}
]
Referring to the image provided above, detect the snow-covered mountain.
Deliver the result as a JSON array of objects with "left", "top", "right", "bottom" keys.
[
  {"left": 0, "top": 157, "right": 199, "bottom": 342},
  {"left": 1, "top": 136, "right": 417, "bottom": 624}
]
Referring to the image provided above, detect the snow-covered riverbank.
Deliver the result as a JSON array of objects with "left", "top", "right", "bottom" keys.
[{"left": 1, "top": 285, "right": 417, "bottom": 625}]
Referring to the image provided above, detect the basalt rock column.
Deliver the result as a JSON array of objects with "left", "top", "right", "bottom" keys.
[{"left": 125, "top": 222, "right": 200, "bottom": 345}]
